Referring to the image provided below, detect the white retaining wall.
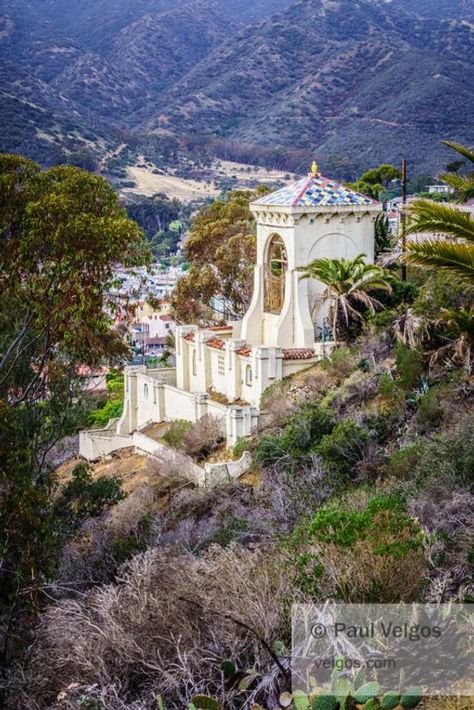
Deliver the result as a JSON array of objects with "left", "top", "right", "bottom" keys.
[{"left": 79, "top": 427, "right": 252, "bottom": 488}]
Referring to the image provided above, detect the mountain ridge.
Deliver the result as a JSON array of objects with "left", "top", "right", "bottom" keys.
[{"left": 1, "top": 0, "right": 472, "bottom": 177}]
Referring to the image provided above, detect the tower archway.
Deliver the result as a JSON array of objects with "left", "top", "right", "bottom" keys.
[{"left": 264, "top": 234, "right": 287, "bottom": 314}]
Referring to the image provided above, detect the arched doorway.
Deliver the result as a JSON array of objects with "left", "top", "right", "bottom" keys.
[{"left": 264, "top": 235, "right": 287, "bottom": 314}]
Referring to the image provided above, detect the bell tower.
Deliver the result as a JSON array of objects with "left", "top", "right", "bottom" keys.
[{"left": 241, "top": 163, "right": 381, "bottom": 348}]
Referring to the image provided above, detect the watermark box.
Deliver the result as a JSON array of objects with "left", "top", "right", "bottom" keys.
[{"left": 292, "top": 603, "right": 473, "bottom": 698}]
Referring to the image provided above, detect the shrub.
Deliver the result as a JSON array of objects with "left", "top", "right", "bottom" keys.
[
  {"left": 403, "top": 414, "right": 474, "bottom": 491},
  {"left": 181, "top": 415, "right": 225, "bottom": 461},
  {"left": 416, "top": 381, "right": 452, "bottom": 431},
  {"left": 321, "top": 347, "right": 358, "bottom": 383},
  {"left": 317, "top": 419, "right": 370, "bottom": 479},
  {"left": 255, "top": 403, "right": 334, "bottom": 471},
  {"left": 394, "top": 342, "right": 425, "bottom": 391},
  {"left": 53, "top": 463, "right": 125, "bottom": 530},
  {"left": 87, "top": 370, "right": 124, "bottom": 428},
  {"left": 161, "top": 419, "right": 193, "bottom": 448},
  {"left": 232, "top": 437, "right": 253, "bottom": 459},
  {"left": 385, "top": 444, "right": 422, "bottom": 480},
  {"left": 412, "top": 272, "right": 468, "bottom": 320},
  {"left": 287, "top": 493, "right": 427, "bottom": 602},
  {"left": 13, "top": 545, "right": 290, "bottom": 708}
]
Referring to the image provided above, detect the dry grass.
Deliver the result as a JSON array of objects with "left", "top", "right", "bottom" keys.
[
  {"left": 123, "top": 166, "right": 219, "bottom": 202},
  {"left": 11, "top": 545, "right": 289, "bottom": 709}
]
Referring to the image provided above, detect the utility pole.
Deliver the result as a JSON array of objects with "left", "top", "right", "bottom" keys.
[{"left": 401, "top": 158, "right": 407, "bottom": 282}]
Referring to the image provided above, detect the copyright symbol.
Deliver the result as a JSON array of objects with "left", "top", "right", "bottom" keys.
[{"left": 311, "top": 623, "right": 327, "bottom": 638}]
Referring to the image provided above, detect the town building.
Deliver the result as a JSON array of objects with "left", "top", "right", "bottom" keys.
[{"left": 80, "top": 164, "right": 380, "bottom": 459}]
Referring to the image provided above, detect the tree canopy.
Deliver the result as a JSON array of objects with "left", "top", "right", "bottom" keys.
[
  {"left": 171, "top": 187, "right": 267, "bottom": 324},
  {"left": 0, "top": 154, "right": 149, "bottom": 657}
]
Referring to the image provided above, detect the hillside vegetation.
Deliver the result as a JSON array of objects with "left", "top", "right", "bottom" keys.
[{"left": 6, "top": 310, "right": 473, "bottom": 708}]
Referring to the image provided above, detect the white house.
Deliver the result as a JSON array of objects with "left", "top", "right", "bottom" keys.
[
  {"left": 80, "top": 163, "right": 380, "bottom": 458},
  {"left": 142, "top": 313, "right": 176, "bottom": 340}
]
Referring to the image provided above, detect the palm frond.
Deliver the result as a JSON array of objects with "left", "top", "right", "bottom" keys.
[
  {"left": 438, "top": 172, "right": 474, "bottom": 203},
  {"left": 404, "top": 240, "right": 474, "bottom": 290},
  {"left": 441, "top": 140, "right": 474, "bottom": 165},
  {"left": 402, "top": 200, "right": 474, "bottom": 242}
]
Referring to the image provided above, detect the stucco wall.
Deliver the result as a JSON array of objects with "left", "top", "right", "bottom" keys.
[{"left": 242, "top": 204, "right": 379, "bottom": 348}]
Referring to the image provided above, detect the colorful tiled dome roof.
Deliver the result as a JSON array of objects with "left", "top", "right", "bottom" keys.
[{"left": 253, "top": 170, "right": 378, "bottom": 208}]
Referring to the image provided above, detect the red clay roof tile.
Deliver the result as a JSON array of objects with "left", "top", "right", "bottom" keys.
[{"left": 282, "top": 349, "right": 316, "bottom": 360}]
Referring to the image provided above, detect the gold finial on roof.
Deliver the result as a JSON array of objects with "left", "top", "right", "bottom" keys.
[{"left": 311, "top": 160, "right": 318, "bottom": 176}]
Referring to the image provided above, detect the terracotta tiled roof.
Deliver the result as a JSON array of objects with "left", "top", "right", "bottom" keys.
[
  {"left": 184, "top": 333, "right": 195, "bottom": 342},
  {"left": 159, "top": 315, "right": 173, "bottom": 322},
  {"left": 282, "top": 349, "right": 316, "bottom": 360},
  {"left": 237, "top": 346, "right": 252, "bottom": 357},
  {"left": 207, "top": 337, "right": 225, "bottom": 350},
  {"left": 208, "top": 325, "right": 233, "bottom": 331}
]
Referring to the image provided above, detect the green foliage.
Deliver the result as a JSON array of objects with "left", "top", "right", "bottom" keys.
[
  {"left": 374, "top": 214, "right": 392, "bottom": 256},
  {"left": 361, "top": 164, "right": 401, "bottom": 188},
  {"left": 210, "top": 515, "right": 249, "bottom": 548},
  {"left": 376, "top": 278, "right": 419, "bottom": 310},
  {"left": 394, "top": 415, "right": 474, "bottom": 491},
  {"left": 412, "top": 271, "right": 467, "bottom": 319},
  {"left": 317, "top": 419, "right": 370, "bottom": 479},
  {"left": 402, "top": 176, "right": 474, "bottom": 290},
  {"left": 232, "top": 437, "right": 252, "bottom": 458},
  {"left": 399, "top": 688, "right": 422, "bottom": 708},
  {"left": 0, "top": 155, "right": 147, "bottom": 656},
  {"left": 321, "top": 347, "right": 358, "bottom": 382},
  {"left": 220, "top": 660, "right": 236, "bottom": 678},
  {"left": 171, "top": 189, "right": 262, "bottom": 324},
  {"left": 112, "top": 514, "right": 153, "bottom": 565},
  {"left": 161, "top": 420, "right": 193, "bottom": 448},
  {"left": 416, "top": 381, "right": 452, "bottom": 430},
  {"left": 394, "top": 342, "right": 424, "bottom": 390},
  {"left": 306, "top": 495, "right": 421, "bottom": 557},
  {"left": 363, "top": 700, "right": 380, "bottom": 710},
  {"left": 87, "top": 370, "right": 124, "bottom": 428},
  {"left": 54, "top": 463, "right": 125, "bottom": 529},
  {"left": 255, "top": 402, "right": 334, "bottom": 470},
  {"left": 288, "top": 494, "right": 425, "bottom": 601}
]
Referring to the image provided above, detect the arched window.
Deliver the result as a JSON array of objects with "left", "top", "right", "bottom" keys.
[
  {"left": 245, "top": 364, "right": 253, "bottom": 387},
  {"left": 144, "top": 384, "right": 149, "bottom": 400},
  {"left": 264, "top": 235, "right": 287, "bottom": 313},
  {"left": 192, "top": 349, "right": 197, "bottom": 376}
]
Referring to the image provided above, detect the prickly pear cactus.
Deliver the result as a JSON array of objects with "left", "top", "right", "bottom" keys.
[
  {"left": 354, "top": 682, "right": 380, "bottom": 705},
  {"left": 399, "top": 688, "right": 422, "bottom": 708},
  {"left": 363, "top": 699, "right": 380, "bottom": 710},
  {"left": 311, "top": 695, "right": 338, "bottom": 710},
  {"left": 190, "top": 695, "right": 221, "bottom": 710},
  {"left": 380, "top": 693, "right": 401, "bottom": 709}
]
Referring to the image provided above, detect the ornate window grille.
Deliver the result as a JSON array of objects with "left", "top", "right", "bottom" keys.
[{"left": 264, "top": 236, "right": 287, "bottom": 314}]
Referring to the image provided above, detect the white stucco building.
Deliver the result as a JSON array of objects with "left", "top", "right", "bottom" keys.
[{"left": 80, "top": 164, "right": 380, "bottom": 459}]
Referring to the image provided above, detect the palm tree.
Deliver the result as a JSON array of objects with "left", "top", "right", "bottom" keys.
[
  {"left": 297, "top": 254, "right": 393, "bottom": 344},
  {"left": 401, "top": 141, "right": 474, "bottom": 290}
]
